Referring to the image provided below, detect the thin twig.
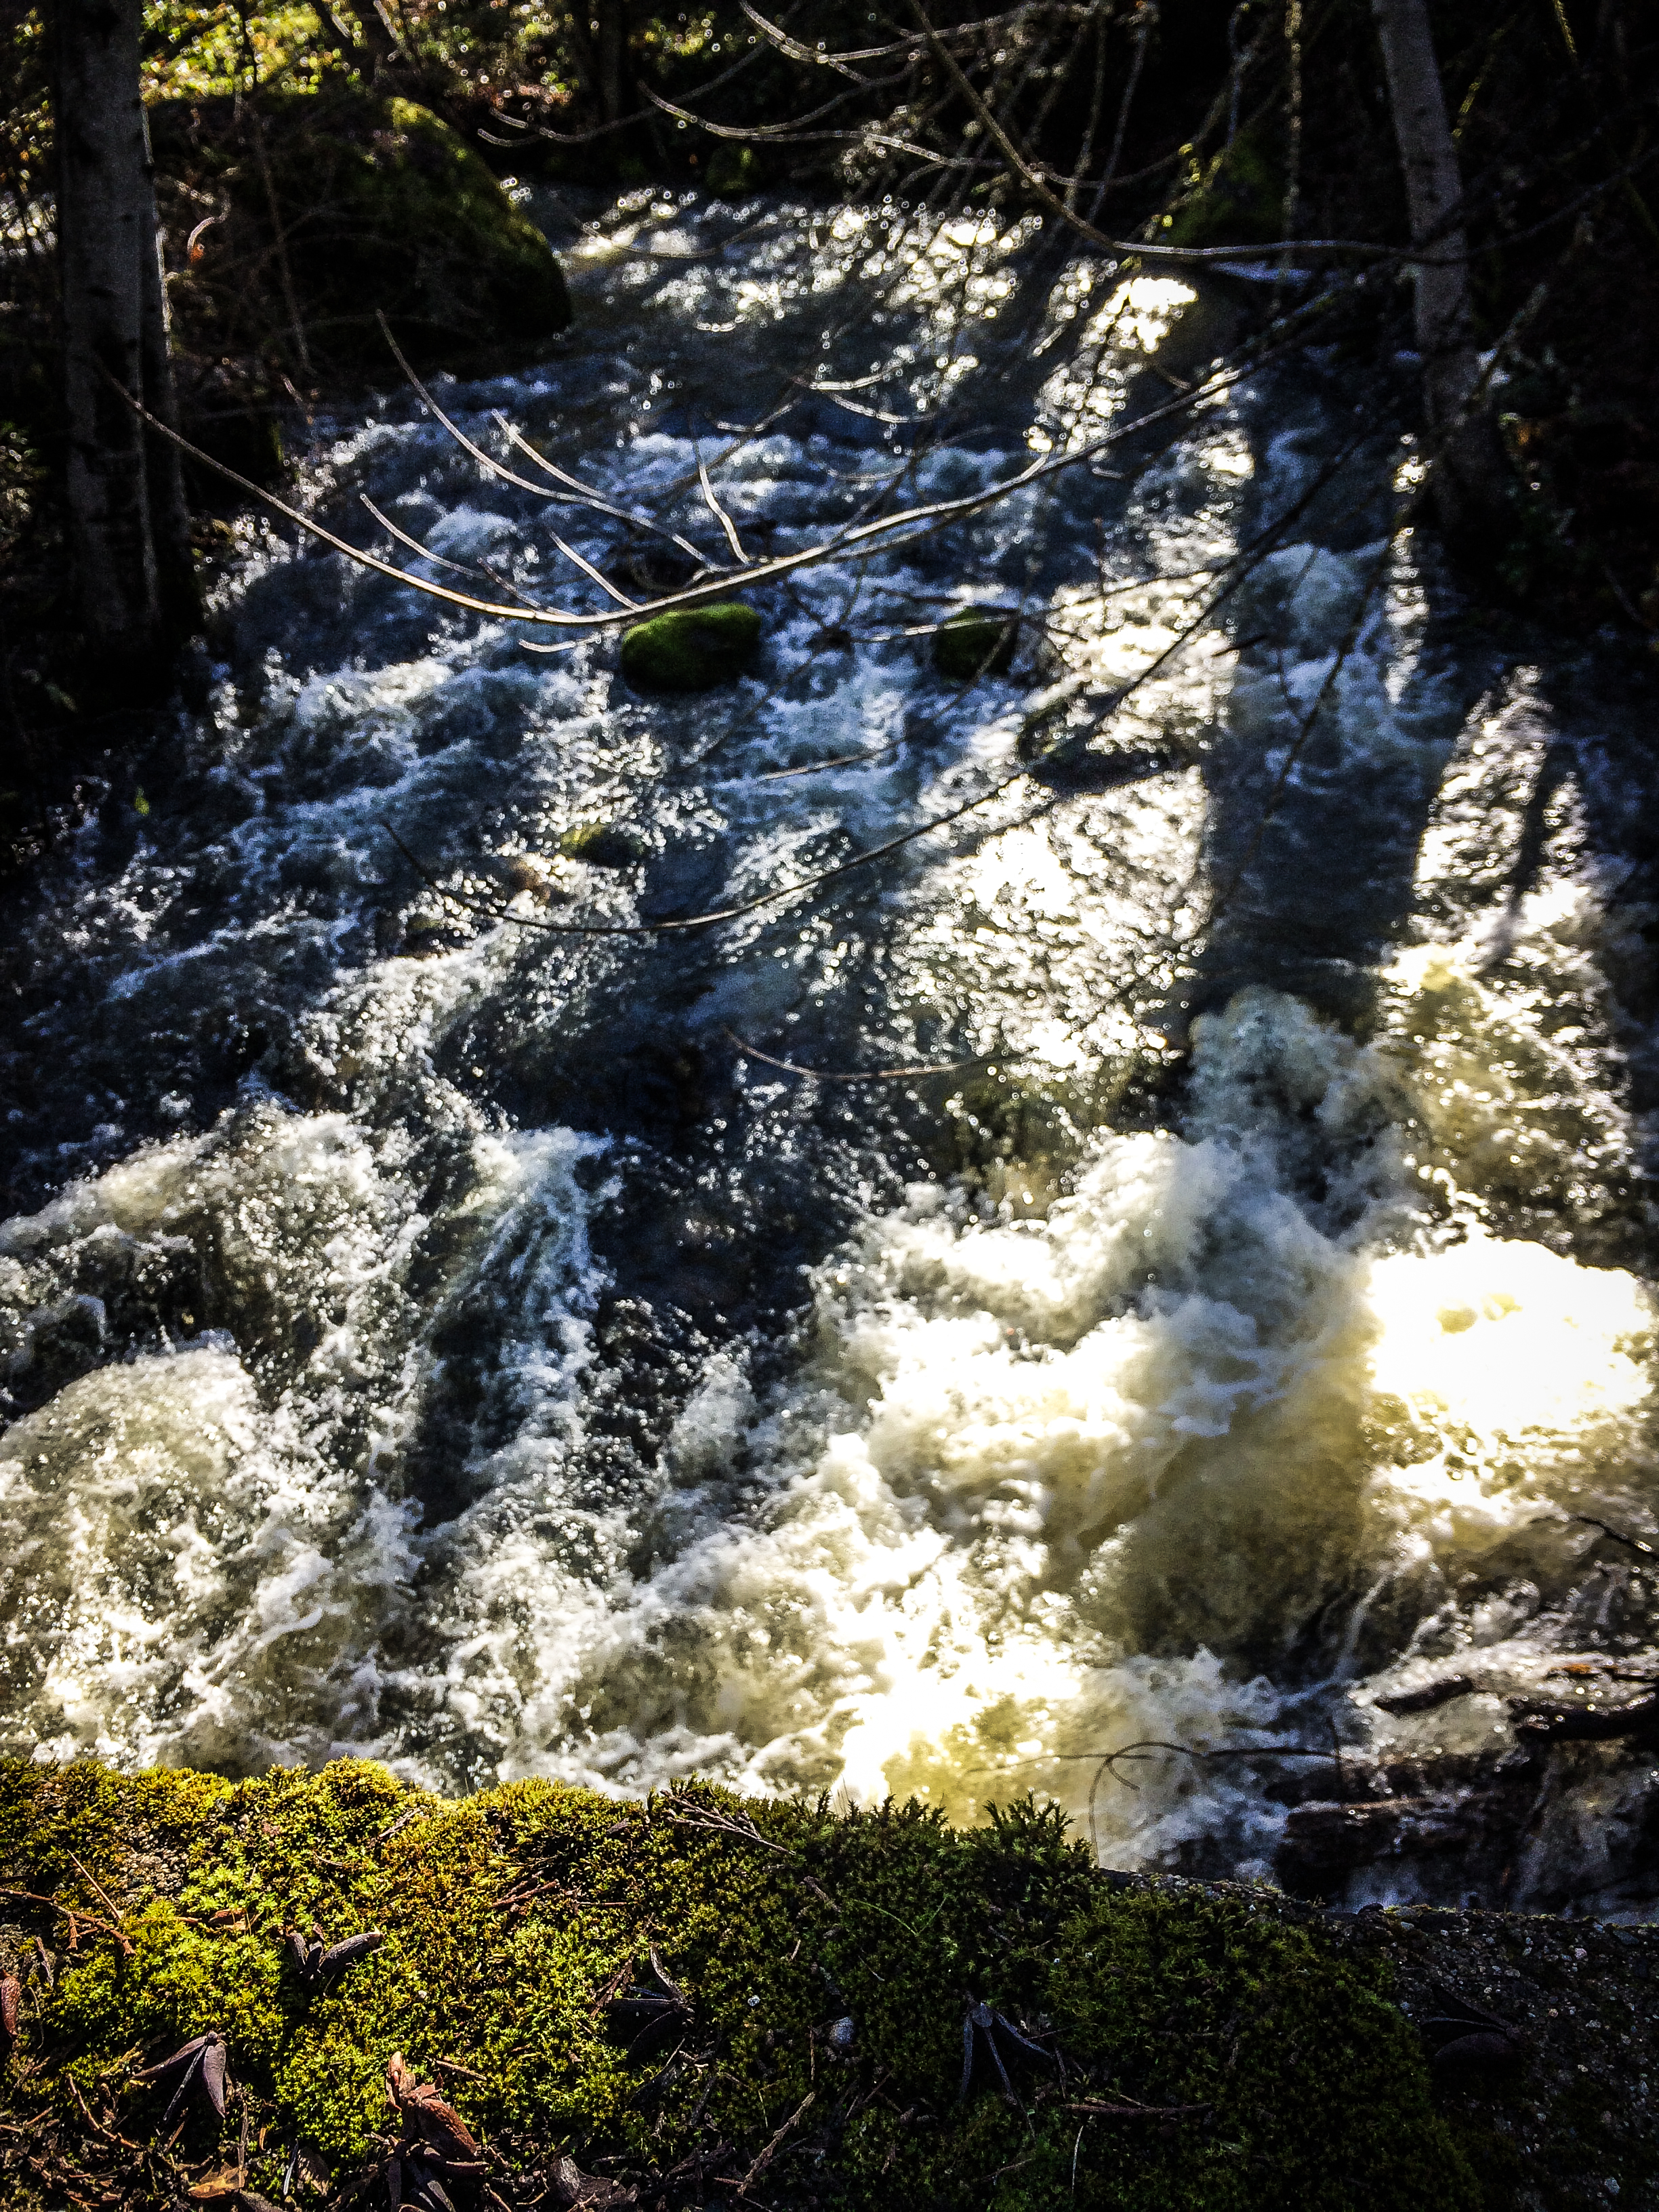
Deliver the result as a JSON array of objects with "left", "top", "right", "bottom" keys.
[
  {"left": 737, "top": 2090, "right": 816, "bottom": 2193},
  {"left": 1575, "top": 1515, "right": 1657, "bottom": 1559},
  {"left": 723, "top": 1027, "right": 983, "bottom": 1084}
]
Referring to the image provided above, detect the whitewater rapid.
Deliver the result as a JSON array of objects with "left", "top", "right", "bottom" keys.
[{"left": 2, "top": 190, "right": 1655, "bottom": 1906}]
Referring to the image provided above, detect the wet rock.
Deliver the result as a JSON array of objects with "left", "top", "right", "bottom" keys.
[
  {"left": 488, "top": 852, "right": 566, "bottom": 903},
  {"left": 1273, "top": 1736, "right": 1659, "bottom": 1917},
  {"left": 933, "top": 605, "right": 1019, "bottom": 683},
  {"left": 1374, "top": 1675, "right": 1478, "bottom": 1715},
  {"left": 618, "top": 604, "right": 762, "bottom": 692},
  {"left": 1509, "top": 1691, "right": 1659, "bottom": 1743},
  {"left": 1279, "top": 1795, "right": 1485, "bottom": 1879},
  {"left": 559, "top": 821, "right": 644, "bottom": 868}
]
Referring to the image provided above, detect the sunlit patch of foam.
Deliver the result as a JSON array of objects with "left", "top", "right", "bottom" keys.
[
  {"left": 1364, "top": 1234, "right": 1652, "bottom": 1563},
  {"left": 1369, "top": 1236, "right": 1650, "bottom": 1444},
  {"left": 0, "top": 1346, "right": 291, "bottom": 1768},
  {"left": 431, "top": 1061, "right": 1380, "bottom": 1832}
]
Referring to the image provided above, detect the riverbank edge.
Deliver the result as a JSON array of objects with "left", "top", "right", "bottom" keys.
[{"left": 0, "top": 1757, "right": 1653, "bottom": 2210}]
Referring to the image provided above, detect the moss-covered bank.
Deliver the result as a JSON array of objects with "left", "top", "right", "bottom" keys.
[
  {"left": 148, "top": 89, "right": 572, "bottom": 384},
  {"left": 0, "top": 1759, "right": 1512, "bottom": 2211}
]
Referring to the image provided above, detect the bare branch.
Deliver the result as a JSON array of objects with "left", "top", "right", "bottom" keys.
[
  {"left": 697, "top": 453, "right": 751, "bottom": 563},
  {"left": 493, "top": 414, "right": 718, "bottom": 569},
  {"left": 361, "top": 495, "right": 538, "bottom": 608}
]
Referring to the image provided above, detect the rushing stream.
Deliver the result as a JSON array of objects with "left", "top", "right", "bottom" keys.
[{"left": 3, "top": 192, "right": 1658, "bottom": 1914}]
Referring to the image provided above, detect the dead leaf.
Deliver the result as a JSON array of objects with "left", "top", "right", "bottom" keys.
[
  {"left": 187, "top": 2169, "right": 245, "bottom": 2202},
  {"left": 295, "top": 2143, "right": 331, "bottom": 2194}
]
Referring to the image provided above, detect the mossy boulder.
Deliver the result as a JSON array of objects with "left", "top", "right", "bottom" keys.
[
  {"left": 619, "top": 602, "right": 762, "bottom": 691},
  {"left": 934, "top": 605, "right": 1020, "bottom": 682},
  {"left": 150, "top": 88, "right": 571, "bottom": 381},
  {"left": 558, "top": 819, "right": 644, "bottom": 867},
  {"left": 0, "top": 1759, "right": 1481, "bottom": 2211}
]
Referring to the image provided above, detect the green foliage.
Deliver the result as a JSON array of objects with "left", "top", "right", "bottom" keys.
[
  {"left": 619, "top": 601, "right": 762, "bottom": 691},
  {"left": 0, "top": 1761, "right": 1478, "bottom": 2211},
  {"left": 142, "top": 3, "right": 348, "bottom": 99},
  {"left": 705, "top": 140, "right": 761, "bottom": 197},
  {"left": 933, "top": 605, "right": 1019, "bottom": 683},
  {"left": 1163, "top": 125, "right": 1284, "bottom": 252}
]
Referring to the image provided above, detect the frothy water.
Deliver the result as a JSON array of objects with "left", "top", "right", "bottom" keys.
[{"left": 3, "top": 193, "right": 1656, "bottom": 1908}]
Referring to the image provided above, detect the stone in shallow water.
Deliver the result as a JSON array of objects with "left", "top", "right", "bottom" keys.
[
  {"left": 618, "top": 603, "right": 761, "bottom": 692},
  {"left": 559, "top": 820, "right": 644, "bottom": 867},
  {"left": 933, "top": 605, "right": 1019, "bottom": 682}
]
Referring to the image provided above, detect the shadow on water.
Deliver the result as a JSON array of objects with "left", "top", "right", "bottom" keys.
[{"left": 1188, "top": 398, "right": 1476, "bottom": 1038}]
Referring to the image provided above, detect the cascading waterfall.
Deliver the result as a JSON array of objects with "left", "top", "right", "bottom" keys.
[{"left": 2, "top": 190, "right": 1654, "bottom": 1912}]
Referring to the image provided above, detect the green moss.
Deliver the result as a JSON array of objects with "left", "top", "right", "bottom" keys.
[
  {"left": 619, "top": 602, "right": 762, "bottom": 691},
  {"left": 0, "top": 1763, "right": 1477, "bottom": 2210},
  {"left": 1163, "top": 126, "right": 1284, "bottom": 252},
  {"left": 705, "top": 142, "right": 762, "bottom": 198},
  {"left": 1048, "top": 1889, "right": 1475, "bottom": 2209},
  {"left": 934, "top": 605, "right": 1019, "bottom": 683},
  {"left": 149, "top": 89, "right": 572, "bottom": 380},
  {"left": 558, "top": 820, "right": 645, "bottom": 867}
]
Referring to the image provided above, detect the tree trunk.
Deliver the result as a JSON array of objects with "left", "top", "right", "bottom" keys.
[
  {"left": 595, "top": 0, "right": 633, "bottom": 127},
  {"left": 1372, "top": 0, "right": 1511, "bottom": 544},
  {"left": 50, "top": 0, "right": 195, "bottom": 674}
]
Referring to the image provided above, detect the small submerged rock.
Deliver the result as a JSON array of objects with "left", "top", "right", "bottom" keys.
[
  {"left": 933, "top": 605, "right": 1019, "bottom": 682},
  {"left": 618, "top": 603, "right": 762, "bottom": 692},
  {"left": 559, "top": 821, "right": 644, "bottom": 868}
]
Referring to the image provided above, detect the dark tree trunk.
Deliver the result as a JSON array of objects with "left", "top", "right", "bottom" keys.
[
  {"left": 595, "top": 0, "right": 634, "bottom": 127},
  {"left": 1372, "top": 0, "right": 1512, "bottom": 546},
  {"left": 50, "top": 0, "right": 195, "bottom": 674},
  {"left": 566, "top": 0, "right": 634, "bottom": 127},
  {"left": 137, "top": 108, "right": 195, "bottom": 634}
]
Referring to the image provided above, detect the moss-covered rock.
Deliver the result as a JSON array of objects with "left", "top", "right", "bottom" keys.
[
  {"left": 0, "top": 1759, "right": 1487, "bottom": 2211},
  {"left": 558, "top": 820, "right": 644, "bottom": 867},
  {"left": 619, "top": 602, "right": 762, "bottom": 691},
  {"left": 934, "top": 605, "right": 1020, "bottom": 683},
  {"left": 150, "top": 89, "right": 571, "bottom": 381}
]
